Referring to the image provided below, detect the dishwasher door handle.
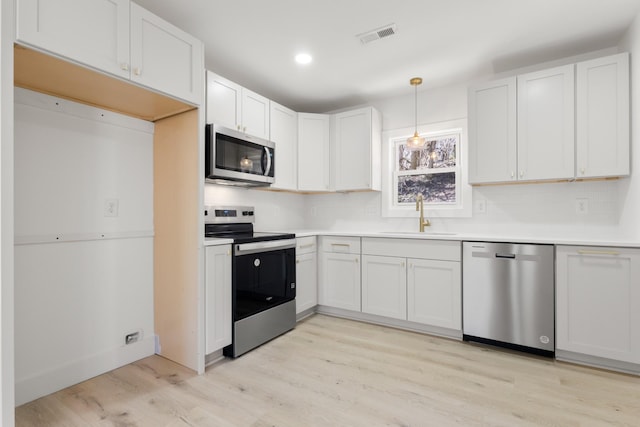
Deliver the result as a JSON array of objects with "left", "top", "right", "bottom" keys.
[{"left": 495, "top": 253, "right": 516, "bottom": 259}]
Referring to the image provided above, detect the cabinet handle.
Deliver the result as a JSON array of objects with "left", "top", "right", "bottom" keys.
[
  {"left": 519, "top": 171, "right": 524, "bottom": 178},
  {"left": 243, "top": 126, "right": 247, "bottom": 132},
  {"left": 401, "top": 262, "right": 405, "bottom": 267},
  {"left": 296, "top": 259, "right": 300, "bottom": 264},
  {"left": 355, "top": 258, "right": 359, "bottom": 263},
  {"left": 299, "top": 243, "right": 315, "bottom": 249},
  {"left": 134, "top": 67, "right": 141, "bottom": 76},
  {"left": 227, "top": 250, "right": 231, "bottom": 256},
  {"left": 577, "top": 250, "right": 620, "bottom": 256},
  {"left": 580, "top": 167, "right": 585, "bottom": 175},
  {"left": 237, "top": 125, "right": 241, "bottom": 131},
  {"left": 120, "top": 63, "right": 129, "bottom": 71},
  {"left": 331, "top": 243, "right": 350, "bottom": 248}
]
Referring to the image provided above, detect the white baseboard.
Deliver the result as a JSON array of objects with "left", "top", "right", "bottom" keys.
[{"left": 15, "top": 336, "right": 155, "bottom": 406}]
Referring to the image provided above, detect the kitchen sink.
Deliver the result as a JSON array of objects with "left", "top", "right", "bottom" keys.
[{"left": 380, "top": 231, "right": 457, "bottom": 236}]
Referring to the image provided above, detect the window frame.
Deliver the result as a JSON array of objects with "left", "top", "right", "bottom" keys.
[{"left": 381, "top": 118, "right": 472, "bottom": 218}]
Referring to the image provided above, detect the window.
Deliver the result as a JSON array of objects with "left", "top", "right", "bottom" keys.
[
  {"left": 394, "top": 132, "right": 459, "bottom": 205},
  {"left": 381, "top": 118, "right": 471, "bottom": 218}
]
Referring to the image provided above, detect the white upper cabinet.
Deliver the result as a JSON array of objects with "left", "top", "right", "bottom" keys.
[
  {"left": 576, "top": 53, "right": 630, "bottom": 179},
  {"left": 270, "top": 102, "right": 298, "bottom": 190},
  {"left": 333, "top": 107, "right": 382, "bottom": 192},
  {"left": 206, "top": 71, "right": 270, "bottom": 139},
  {"left": 16, "top": 0, "right": 130, "bottom": 79},
  {"left": 468, "top": 53, "right": 628, "bottom": 185},
  {"left": 16, "top": 0, "right": 203, "bottom": 105},
  {"left": 129, "top": 3, "right": 203, "bottom": 104},
  {"left": 517, "top": 64, "right": 575, "bottom": 181},
  {"left": 298, "top": 113, "right": 331, "bottom": 192},
  {"left": 468, "top": 77, "right": 517, "bottom": 184}
]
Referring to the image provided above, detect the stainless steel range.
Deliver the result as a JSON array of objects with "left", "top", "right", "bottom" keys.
[{"left": 205, "top": 206, "right": 296, "bottom": 357}]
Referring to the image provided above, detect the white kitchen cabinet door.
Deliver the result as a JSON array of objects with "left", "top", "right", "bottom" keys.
[
  {"left": 576, "top": 53, "right": 630, "bottom": 179},
  {"left": 556, "top": 246, "right": 640, "bottom": 364},
  {"left": 241, "top": 89, "right": 270, "bottom": 140},
  {"left": 319, "top": 252, "right": 361, "bottom": 311},
  {"left": 517, "top": 64, "right": 575, "bottom": 181},
  {"left": 407, "top": 258, "right": 461, "bottom": 330},
  {"left": 468, "top": 77, "right": 517, "bottom": 183},
  {"left": 205, "top": 71, "right": 269, "bottom": 139},
  {"left": 130, "top": 3, "right": 203, "bottom": 104},
  {"left": 333, "top": 107, "right": 382, "bottom": 191},
  {"left": 298, "top": 113, "right": 331, "bottom": 192},
  {"left": 16, "top": 0, "right": 130, "bottom": 79},
  {"left": 296, "top": 252, "right": 317, "bottom": 314},
  {"left": 206, "top": 71, "right": 242, "bottom": 129},
  {"left": 361, "top": 255, "right": 407, "bottom": 320},
  {"left": 205, "top": 245, "right": 232, "bottom": 355}
]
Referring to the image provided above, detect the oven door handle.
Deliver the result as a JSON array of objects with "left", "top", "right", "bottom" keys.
[{"left": 235, "top": 239, "right": 296, "bottom": 256}]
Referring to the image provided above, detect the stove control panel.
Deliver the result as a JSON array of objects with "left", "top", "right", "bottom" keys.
[{"left": 204, "top": 205, "right": 255, "bottom": 224}]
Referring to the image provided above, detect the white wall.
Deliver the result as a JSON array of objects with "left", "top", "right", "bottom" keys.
[
  {"left": 0, "top": 0, "right": 15, "bottom": 423},
  {"left": 13, "top": 89, "right": 155, "bottom": 405},
  {"left": 204, "top": 185, "right": 307, "bottom": 231}
]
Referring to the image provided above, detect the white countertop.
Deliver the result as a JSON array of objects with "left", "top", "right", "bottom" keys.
[{"left": 268, "top": 229, "right": 640, "bottom": 248}]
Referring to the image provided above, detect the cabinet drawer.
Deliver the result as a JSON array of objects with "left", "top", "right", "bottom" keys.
[
  {"left": 362, "top": 237, "right": 460, "bottom": 261},
  {"left": 320, "top": 236, "right": 361, "bottom": 254},
  {"left": 296, "top": 236, "right": 317, "bottom": 255}
]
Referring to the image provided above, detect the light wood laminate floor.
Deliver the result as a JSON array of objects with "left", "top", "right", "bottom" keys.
[{"left": 16, "top": 314, "right": 640, "bottom": 426}]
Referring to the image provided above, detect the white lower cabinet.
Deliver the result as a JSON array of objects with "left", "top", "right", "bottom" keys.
[
  {"left": 319, "top": 236, "right": 361, "bottom": 311},
  {"left": 362, "top": 255, "right": 407, "bottom": 320},
  {"left": 407, "top": 258, "right": 461, "bottom": 330},
  {"left": 205, "top": 245, "right": 232, "bottom": 354},
  {"left": 295, "top": 237, "right": 317, "bottom": 315},
  {"left": 556, "top": 246, "right": 640, "bottom": 365},
  {"left": 360, "top": 238, "right": 462, "bottom": 331}
]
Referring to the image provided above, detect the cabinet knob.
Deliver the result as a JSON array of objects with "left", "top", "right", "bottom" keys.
[
  {"left": 134, "top": 67, "right": 141, "bottom": 76},
  {"left": 519, "top": 171, "right": 524, "bottom": 178},
  {"left": 511, "top": 172, "right": 515, "bottom": 179},
  {"left": 580, "top": 167, "right": 585, "bottom": 175},
  {"left": 237, "top": 125, "right": 241, "bottom": 131},
  {"left": 355, "top": 258, "right": 359, "bottom": 263},
  {"left": 120, "top": 63, "right": 129, "bottom": 71}
]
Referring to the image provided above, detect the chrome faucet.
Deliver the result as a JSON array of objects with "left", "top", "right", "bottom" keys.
[{"left": 416, "top": 194, "right": 431, "bottom": 232}]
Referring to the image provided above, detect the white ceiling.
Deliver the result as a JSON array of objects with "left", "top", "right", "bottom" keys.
[{"left": 134, "top": 0, "right": 640, "bottom": 112}]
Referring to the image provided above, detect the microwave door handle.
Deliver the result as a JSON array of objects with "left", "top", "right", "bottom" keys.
[{"left": 262, "top": 146, "right": 272, "bottom": 176}]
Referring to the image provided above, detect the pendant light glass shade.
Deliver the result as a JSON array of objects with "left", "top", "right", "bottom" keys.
[{"left": 406, "top": 77, "right": 425, "bottom": 150}]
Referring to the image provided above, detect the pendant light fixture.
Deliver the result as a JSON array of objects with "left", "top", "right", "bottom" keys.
[{"left": 406, "top": 77, "right": 426, "bottom": 150}]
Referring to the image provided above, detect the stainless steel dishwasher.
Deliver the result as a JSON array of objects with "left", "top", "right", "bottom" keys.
[{"left": 462, "top": 242, "right": 555, "bottom": 357}]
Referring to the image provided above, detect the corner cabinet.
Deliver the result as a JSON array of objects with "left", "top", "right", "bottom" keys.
[
  {"left": 16, "top": 0, "right": 203, "bottom": 104},
  {"left": 205, "top": 71, "right": 270, "bottom": 139},
  {"left": 295, "top": 237, "right": 318, "bottom": 315},
  {"left": 318, "top": 236, "right": 361, "bottom": 311},
  {"left": 270, "top": 102, "right": 298, "bottom": 191},
  {"left": 298, "top": 113, "right": 331, "bottom": 192},
  {"left": 205, "top": 245, "right": 232, "bottom": 355},
  {"left": 556, "top": 245, "right": 640, "bottom": 366},
  {"left": 576, "top": 53, "right": 630, "bottom": 179},
  {"left": 333, "top": 107, "right": 382, "bottom": 191}
]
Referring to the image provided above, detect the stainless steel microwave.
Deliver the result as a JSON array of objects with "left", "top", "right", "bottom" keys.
[{"left": 205, "top": 124, "right": 275, "bottom": 186}]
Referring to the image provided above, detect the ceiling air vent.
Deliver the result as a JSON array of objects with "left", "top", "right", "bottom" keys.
[{"left": 357, "top": 23, "right": 397, "bottom": 44}]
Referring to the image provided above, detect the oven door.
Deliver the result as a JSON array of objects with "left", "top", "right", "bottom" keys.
[{"left": 232, "top": 239, "right": 296, "bottom": 321}]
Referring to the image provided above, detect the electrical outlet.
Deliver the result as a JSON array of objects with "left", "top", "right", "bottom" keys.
[
  {"left": 576, "top": 198, "right": 589, "bottom": 215},
  {"left": 125, "top": 331, "right": 140, "bottom": 345},
  {"left": 474, "top": 199, "right": 487, "bottom": 214},
  {"left": 104, "top": 199, "right": 119, "bottom": 217}
]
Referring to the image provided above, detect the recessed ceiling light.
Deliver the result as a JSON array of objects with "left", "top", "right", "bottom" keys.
[{"left": 295, "top": 53, "right": 312, "bottom": 65}]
